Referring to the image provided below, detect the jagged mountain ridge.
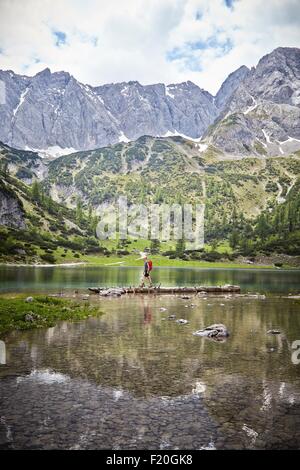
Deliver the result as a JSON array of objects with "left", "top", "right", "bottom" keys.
[
  {"left": 204, "top": 47, "right": 300, "bottom": 156},
  {"left": 0, "top": 55, "right": 249, "bottom": 154},
  {"left": 214, "top": 65, "right": 250, "bottom": 110},
  {"left": 1, "top": 47, "right": 300, "bottom": 157},
  {"left": 0, "top": 70, "right": 220, "bottom": 153}
]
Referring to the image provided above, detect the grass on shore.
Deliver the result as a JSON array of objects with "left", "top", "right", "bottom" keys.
[
  {"left": 51, "top": 244, "right": 275, "bottom": 268},
  {"left": 39, "top": 240, "right": 294, "bottom": 269},
  {"left": 0, "top": 295, "right": 103, "bottom": 338},
  {"left": 0, "top": 251, "right": 283, "bottom": 269},
  {"left": 76, "top": 254, "right": 275, "bottom": 269}
]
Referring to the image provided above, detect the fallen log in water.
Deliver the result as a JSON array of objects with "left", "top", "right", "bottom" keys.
[{"left": 88, "top": 285, "right": 241, "bottom": 295}]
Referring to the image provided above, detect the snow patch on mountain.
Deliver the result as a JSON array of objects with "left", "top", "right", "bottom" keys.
[
  {"left": 256, "top": 138, "right": 267, "bottom": 149},
  {"left": 13, "top": 87, "right": 29, "bottom": 116},
  {"left": 162, "top": 130, "right": 202, "bottom": 142},
  {"left": 25, "top": 145, "right": 77, "bottom": 159},
  {"left": 196, "top": 143, "right": 208, "bottom": 152},
  {"left": 118, "top": 132, "right": 130, "bottom": 143},
  {"left": 165, "top": 85, "right": 175, "bottom": 99},
  {"left": 280, "top": 136, "right": 300, "bottom": 144},
  {"left": 262, "top": 129, "right": 272, "bottom": 143},
  {"left": 244, "top": 96, "right": 258, "bottom": 115}
]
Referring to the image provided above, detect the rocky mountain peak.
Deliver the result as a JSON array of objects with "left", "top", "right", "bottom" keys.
[
  {"left": 257, "top": 47, "right": 300, "bottom": 68},
  {"left": 205, "top": 47, "right": 300, "bottom": 156},
  {"left": 1, "top": 47, "right": 300, "bottom": 156},
  {"left": 215, "top": 65, "right": 250, "bottom": 110},
  {"left": 34, "top": 67, "right": 51, "bottom": 78}
]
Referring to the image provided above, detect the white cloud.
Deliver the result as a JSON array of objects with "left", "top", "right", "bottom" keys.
[{"left": 0, "top": 0, "right": 299, "bottom": 94}]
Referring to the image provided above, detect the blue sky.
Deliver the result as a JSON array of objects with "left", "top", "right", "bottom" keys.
[
  {"left": 224, "top": 0, "right": 235, "bottom": 8},
  {"left": 53, "top": 31, "right": 67, "bottom": 47},
  {"left": 0, "top": 0, "right": 299, "bottom": 94}
]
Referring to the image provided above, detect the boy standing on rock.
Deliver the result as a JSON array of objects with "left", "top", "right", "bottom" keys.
[{"left": 138, "top": 252, "right": 153, "bottom": 287}]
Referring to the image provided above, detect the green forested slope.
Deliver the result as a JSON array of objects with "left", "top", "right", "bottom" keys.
[{"left": 0, "top": 137, "right": 299, "bottom": 264}]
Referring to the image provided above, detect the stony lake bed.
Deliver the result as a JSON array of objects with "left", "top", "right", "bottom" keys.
[{"left": 0, "top": 266, "right": 300, "bottom": 450}]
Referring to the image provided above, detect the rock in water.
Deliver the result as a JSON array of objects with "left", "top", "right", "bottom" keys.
[
  {"left": 99, "top": 288, "right": 126, "bottom": 297},
  {"left": 176, "top": 319, "right": 189, "bottom": 325},
  {"left": 193, "top": 323, "right": 229, "bottom": 338}
]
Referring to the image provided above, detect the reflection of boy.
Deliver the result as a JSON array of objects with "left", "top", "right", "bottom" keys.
[
  {"left": 143, "top": 303, "right": 152, "bottom": 324},
  {"left": 139, "top": 297, "right": 152, "bottom": 325}
]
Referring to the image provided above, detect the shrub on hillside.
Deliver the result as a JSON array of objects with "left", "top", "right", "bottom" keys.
[
  {"left": 40, "top": 253, "right": 56, "bottom": 264},
  {"left": 201, "top": 251, "right": 223, "bottom": 262}
]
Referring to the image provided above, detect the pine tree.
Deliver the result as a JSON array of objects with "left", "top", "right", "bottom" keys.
[
  {"left": 231, "top": 206, "right": 238, "bottom": 224},
  {"left": 90, "top": 215, "right": 99, "bottom": 236},
  {"left": 221, "top": 213, "right": 227, "bottom": 228},
  {"left": 154, "top": 187, "right": 162, "bottom": 203},
  {"left": 175, "top": 237, "right": 185, "bottom": 258},
  {"left": 1, "top": 161, "right": 9, "bottom": 176},
  {"left": 47, "top": 196, "right": 55, "bottom": 213},
  {"left": 229, "top": 230, "right": 239, "bottom": 249},
  {"left": 76, "top": 198, "right": 83, "bottom": 224},
  {"left": 88, "top": 204, "right": 92, "bottom": 221},
  {"left": 150, "top": 239, "right": 160, "bottom": 254},
  {"left": 211, "top": 239, "right": 218, "bottom": 251},
  {"left": 256, "top": 213, "right": 270, "bottom": 240},
  {"left": 31, "top": 180, "right": 41, "bottom": 202}
]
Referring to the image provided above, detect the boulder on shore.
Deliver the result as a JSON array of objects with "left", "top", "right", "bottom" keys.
[{"left": 99, "top": 288, "right": 126, "bottom": 297}]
